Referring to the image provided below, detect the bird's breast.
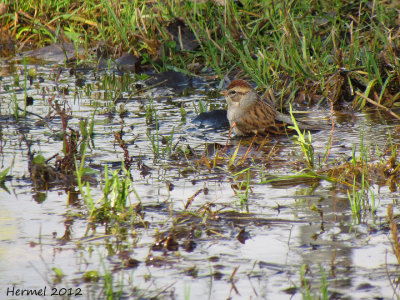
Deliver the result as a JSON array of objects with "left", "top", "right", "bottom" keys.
[{"left": 227, "top": 101, "right": 241, "bottom": 123}]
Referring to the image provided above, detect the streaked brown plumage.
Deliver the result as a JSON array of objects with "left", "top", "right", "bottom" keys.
[{"left": 221, "top": 79, "right": 320, "bottom": 136}]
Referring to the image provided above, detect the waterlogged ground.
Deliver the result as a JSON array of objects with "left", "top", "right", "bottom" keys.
[{"left": 1, "top": 57, "right": 400, "bottom": 300}]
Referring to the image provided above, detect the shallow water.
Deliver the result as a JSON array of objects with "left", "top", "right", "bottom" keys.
[{"left": 0, "top": 59, "right": 399, "bottom": 299}]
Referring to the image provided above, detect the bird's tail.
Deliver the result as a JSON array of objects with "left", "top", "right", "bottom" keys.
[{"left": 275, "top": 111, "right": 328, "bottom": 131}]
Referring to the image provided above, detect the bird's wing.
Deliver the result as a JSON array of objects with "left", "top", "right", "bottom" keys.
[{"left": 235, "top": 101, "right": 289, "bottom": 135}]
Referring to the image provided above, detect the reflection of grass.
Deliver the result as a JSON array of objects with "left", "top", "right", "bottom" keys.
[
  {"left": 388, "top": 205, "right": 400, "bottom": 266},
  {"left": 101, "top": 257, "right": 124, "bottom": 300},
  {"left": 300, "top": 264, "right": 328, "bottom": 300},
  {"left": 343, "top": 133, "right": 379, "bottom": 224}
]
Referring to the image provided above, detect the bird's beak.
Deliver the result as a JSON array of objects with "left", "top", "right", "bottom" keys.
[{"left": 220, "top": 90, "right": 227, "bottom": 96}]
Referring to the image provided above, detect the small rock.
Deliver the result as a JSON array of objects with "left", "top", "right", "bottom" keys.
[
  {"left": 166, "top": 19, "right": 199, "bottom": 51},
  {"left": 147, "top": 70, "right": 191, "bottom": 90},
  {"left": 21, "top": 43, "right": 85, "bottom": 63},
  {"left": 193, "top": 109, "right": 229, "bottom": 129},
  {"left": 115, "top": 53, "right": 140, "bottom": 73}
]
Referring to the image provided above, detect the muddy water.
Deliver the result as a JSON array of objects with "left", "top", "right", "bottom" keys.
[{"left": 0, "top": 59, "right": 399, "bottom": 300}]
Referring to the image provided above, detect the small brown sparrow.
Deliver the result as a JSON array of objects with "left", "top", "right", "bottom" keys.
[{"left": 221, "top": 79, "right": 321, "bottom": 136}]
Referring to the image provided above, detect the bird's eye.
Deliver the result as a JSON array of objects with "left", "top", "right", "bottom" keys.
[{"left": 229, "top": 90, "right": 237, "bottom": 96}]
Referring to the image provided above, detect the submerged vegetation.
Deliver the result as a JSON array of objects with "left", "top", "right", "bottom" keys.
[{"left": 1, "top": 0, "right": 400, "bottom": 299}]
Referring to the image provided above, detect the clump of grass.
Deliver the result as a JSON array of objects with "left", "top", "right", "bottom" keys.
[
  {"left": 0, "top": 166, "right": 10, "bottom": 193},
  {"left": 5, "top": 1, "right": 400, "bottom": 110},
  {"left": 300, "top": 264, "right": 329, "bottom": 300},
  {"left": 76, "top": 156, "right": 140, "bottom": 225},
  {"left": 14, "top": 96, "right": 92, "bottom": 190},
  {"left": 193, "top": 99, "right": 208, "bottom": 114},
  {"left": 289, "top": 104, "right": 315, "bottom": 170},
  {"left": 145, "top": 98, "right": 157, "bottom": 126},
  {"left": 346, "top": 174, "right": 371, "bottom": 224},
  {"left": 387, "top": 205, "right": 400, "bottom": 265},
  {"left": 231, "top": 167, "right": 252, "bottom": 210},
  {"left": 0, "top": 167, "right": 9, "bottom": 184}
]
